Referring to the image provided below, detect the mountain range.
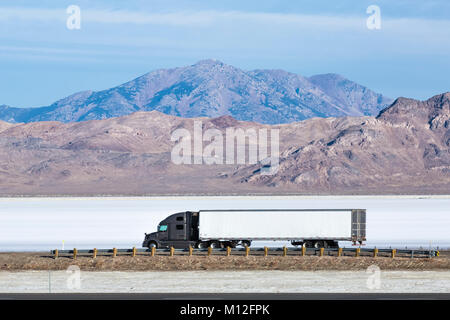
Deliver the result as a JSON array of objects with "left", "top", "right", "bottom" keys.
[
  {"left": 0, "top": 60, "right": 391, "bottom": 124},
  {"left": 0, "top": 92, "right": 448, "bottom": 195}
]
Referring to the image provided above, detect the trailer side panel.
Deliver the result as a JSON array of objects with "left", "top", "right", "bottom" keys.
[{"left": 198, "top": 210, "right": 353, "bottom": 240}]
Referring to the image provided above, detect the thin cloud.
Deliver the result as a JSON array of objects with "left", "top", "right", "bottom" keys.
[
  {"left": 1, "top": 6, "right": 449, "bottom": 32},
  {"left": 1, "top": 5, "right": 450, "bottom": 33},
  {"left": 0, "top": 7, "right": 372, "bottom": 28}
]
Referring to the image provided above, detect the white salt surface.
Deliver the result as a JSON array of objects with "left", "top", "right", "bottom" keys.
[{"left": 0, "top": 195, "right": 449, "bottom": 251}]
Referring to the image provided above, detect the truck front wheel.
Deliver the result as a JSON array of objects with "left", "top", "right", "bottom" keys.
[{"left": 148, "top": 241, "right": 158, "bottom": 249}]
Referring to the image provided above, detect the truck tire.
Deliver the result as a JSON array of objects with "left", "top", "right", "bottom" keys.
[
  {"left": 241, "top": 240, "right": 251, "bottom": 247},
  {"left": 313, "top": 240, "right": 325, "bottom": 248},
  {"left": 148, "top": 241, "right": 158, "bottom": 249},
  {"left": 197, "top": 241, "right": 210, "bottom": 249},
  {"left": 223, "top": 241, "right": 236, "bottom": 248},
  {"left": 210, "top": 241, "right": 222, "bottom": 249}
]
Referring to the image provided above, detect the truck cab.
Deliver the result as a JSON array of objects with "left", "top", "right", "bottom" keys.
[{"left": 142, "top": 211, "right": 199, "bottom": 249}]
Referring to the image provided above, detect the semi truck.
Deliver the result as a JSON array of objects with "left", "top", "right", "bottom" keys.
[{"left": 142, "top": 209, "right": 366, "bottom": 249}]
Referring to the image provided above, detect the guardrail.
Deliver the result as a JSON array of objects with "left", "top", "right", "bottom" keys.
[{"left": 50, "top": 246, "right": 439, "bottom": 259}]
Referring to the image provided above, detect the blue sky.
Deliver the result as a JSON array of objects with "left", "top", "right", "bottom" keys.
[{"left": 1, "top": 0, "right": 449, "bottom": 108}]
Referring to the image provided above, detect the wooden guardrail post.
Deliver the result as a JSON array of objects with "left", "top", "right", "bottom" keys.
[
  {"left": 226, "top": 246, "right": 231, "bottom": 256},
  {"left": 189, "top": 245, "right": 193, "bottom": 257},
  {"left": 301, "top": 246, "right": 306, "bottom": 256},
  {"left": 245, "top": 246, "right": 250, "bottom": 257},
  {"left": 391, "top": 249, "right": 396, "bottom": 258},
  {"left": 283, "top": 246, "right": 287, "bottom": 257},
  {"left": 355, "top": 248, "right": 360, "bottom": 257},
  {"left": 93, "top": 248, "right": 98, "bottom": 259},
  {"left": 337, "top": 248, "right": 343, "bottom": 257},
  {"left": 54, "top": 249, "right": 58, "bottom": 259},
  {"left": 132, "top": 247, "right": 137, "bottom": 258},
  {"left": 373, "top": 248, "right": 378, "bottom": 258},
  {"left": 112, "top": 247, "right": 117, "bottom": 258},
  {"left": 319, "top": 247, "right": 324, "bottom": 257},
  {"left": 151, "top": 246, "right": 156, "bottom": 257},
  {"left": 264, "top": 246, "right": 268, "bottom": 257},
  {"left": 170, "top": 246, "right": 175, "bottom": 257},
  {"left": 73, "top": 248, "right": 77, "bottom": 260},
  {"left": 207, "top": 247, "right": 212, "bottom": 256}
]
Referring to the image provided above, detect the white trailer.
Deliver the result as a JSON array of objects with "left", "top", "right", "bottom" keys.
[{"left": 198, "top": 209, "right": 366, "bottom": 248}]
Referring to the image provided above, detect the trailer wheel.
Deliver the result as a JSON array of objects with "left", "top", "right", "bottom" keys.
[
  {"left": 241, "top": 240, "right": 251, "bottom": 247},
  {"left": 313, "top": 241, "right": 325, "bottom": 248},
  {"left": 223, "top": 241, "right": 236, "bottom": 248}
]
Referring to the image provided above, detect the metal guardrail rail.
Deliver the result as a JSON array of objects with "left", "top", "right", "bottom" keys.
[{"left": 50, "top": 247, "right": 440, "bottom": 259}]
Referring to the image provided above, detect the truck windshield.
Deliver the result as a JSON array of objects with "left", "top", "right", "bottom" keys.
[{"left": 158, "top": 225, "right": 168, "bottom": 232}]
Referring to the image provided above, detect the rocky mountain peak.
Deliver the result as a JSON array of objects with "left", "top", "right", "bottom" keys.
[
  {"left": 193, "top": 59, "right": 225, "bottom": 66},
  {"left": 427, "top": 92, "right": 450, "bottom": 108},
  {"left": 0, "top": 60, "right": 392, "bottom": 124},
  {"left": 377, "top": 93, "right": 450, "bottom": 126}
]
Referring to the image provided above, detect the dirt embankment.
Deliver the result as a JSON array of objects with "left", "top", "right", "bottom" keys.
[{"left": 1, "top": 252, "right": 449, "bottom": 271}]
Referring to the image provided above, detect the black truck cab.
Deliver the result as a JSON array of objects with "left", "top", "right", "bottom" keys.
[{"left": 142, "top": 211, "right": 199, "bottom": 249}]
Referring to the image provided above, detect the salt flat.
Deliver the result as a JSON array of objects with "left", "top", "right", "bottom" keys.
[{"left": 0, "top": 195, "right": 449, "bottom": 251}]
